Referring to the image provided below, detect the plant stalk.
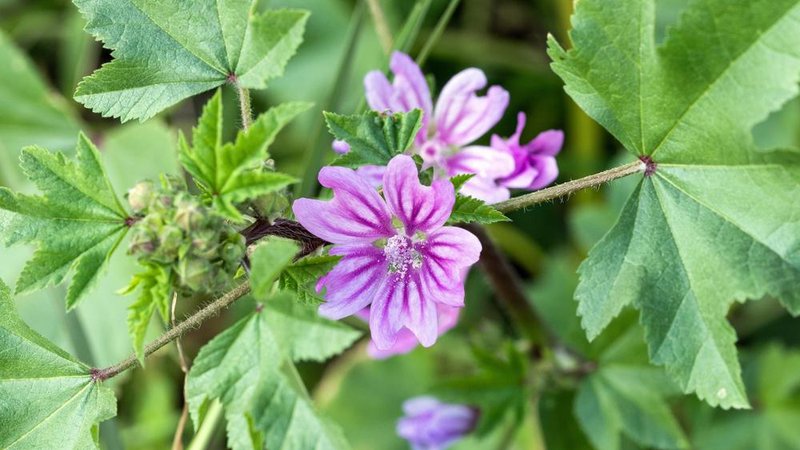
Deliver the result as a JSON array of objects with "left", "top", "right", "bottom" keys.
[
  {"left": 416, "top": 0, "right": 461, "bottom": 65},
  {"left": 366, "top": 0, "right": 393, "bottom": 54},
  {"left": 464, "top": 224, "right": 549, "bottom": 349},
  {"left": 493, "top": 160, "right": 646, "bottom": 214},
  {"left": 91, "top": 283, "right": 251, "bottom": 381},
  {"left": 237, "top": 86, "right": 252, "bottom": 130}
]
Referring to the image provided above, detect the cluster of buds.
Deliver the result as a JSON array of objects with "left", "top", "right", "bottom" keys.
[{"left": 127, "top": 176, "right": 245, "bottom": 294}]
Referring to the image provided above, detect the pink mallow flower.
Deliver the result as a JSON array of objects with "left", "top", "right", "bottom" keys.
[
  {"left": 364, "top": 52, "right": 514, "bottom": 204},
  {"left": 397, "top": 396, "right": 478, "bottom": 450},
  {"left": 494, "top": 112, "right": 564, "bottom": 190},
  {"left": 293, "top": 155, "right": 481, "bottom": 349}
]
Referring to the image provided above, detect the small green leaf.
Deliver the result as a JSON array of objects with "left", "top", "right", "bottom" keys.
[
  {"left": 450, "top": 173, "right": 475, "bottom": 191},
  {"left": 186, "top": 293, "right": 358, "bottom": 450},
  {"left": 178, "top": 91, "right": 307, "bottom": 221},
  {"left": 0, "top": 279, "right": 117, "bottom": 449},
  {"left": 73, "top": 1, "right": 309, "bottom": 122},
  {"left": 123, "top": 265, "right": 172, "bottom": 364},
  {"left": 447, "top": 194, "right": 510, "bottom": 225},
  {"left": 326, "top": 109, "right": 423, "bottom": 167},
  {"left": 278, "top": 255, "right": 340, "bottom": 304},
  {"left": 552, "top": 0, "right": 800, "bottom": 408},
  {"left": 0, "top": 133, "right": 129, "bottom": 309},
  {"left": 250, "top": 237, "right": 300, "bottom": 299}
]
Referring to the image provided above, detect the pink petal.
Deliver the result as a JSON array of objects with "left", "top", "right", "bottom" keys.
[
  {"left": 434, "top": 68, "right": 509, "bottom": 146},
  {"left": 420, "top": 227, "right": 481, "bottom": 306},
  {"left": 528, "top": 156, "right": 559, "bottom": 190},
  {"left": 364, "top": 52, "right": 433, "bottom": 146},
  {"left": 383, "top": 155, "right": 455, "bottom": 235},
  {"left": 367, "top": 303, "right": 461, "bottom": 359},
  {"left": 293, "top": 166, "right": 393, "bottom": 244},
  {"left": 402, "top": 275, "right": 438, "bottom": 347},
  {"left": 402, "top": 396, "right": 441, "bottom": 415},
  {"left": 499, "top": 165, "right": 539, "bottom": 189},
  {"left": 445, "top": 145, "right": 515, "bottom": 180},
  {"left": 355, "top": 165, "right": 387, "bottom": 188},
  {"left": 529, "top": 129, "right": 564, "bottom": 157},
  {"left": 459, "top": 176, "right": 511, "bottom": 205},
  {"left": 317, "top": 244, "right": 387, "bottom": 319},
  {"left": 369, "top": 277, "right": 404, "bottom": 349}
]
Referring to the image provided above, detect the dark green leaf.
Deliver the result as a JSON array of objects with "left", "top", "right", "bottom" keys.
[
  {"left": 73, "top": 1, "right": 309, "bottom": 122},
  {"left": 250, "top": 237, "right": 300, "bottom": 299},
  {"left": 447, "top": 194, "right": 510, "bottom": 225},
  {"left": 278, "top": 255, "right": 340, "bottom": 305}
]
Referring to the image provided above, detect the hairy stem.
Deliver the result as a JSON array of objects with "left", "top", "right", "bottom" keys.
[
  {"left": 464, "top": 224, "right": 549, "bottom": 348},
  {"left": 366, "top": 0, "right": 393, "bottom": 54},
  {"left": 237, "top": 86, "right": 252, "bottom": 130},
  {"left": 92, "top": 283, "right": 251, "bottom": 381},
  {"left": 493, "top": 160, "right": 646, "bottom": 214}
]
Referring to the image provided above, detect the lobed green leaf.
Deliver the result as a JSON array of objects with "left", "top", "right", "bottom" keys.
[
  {"left": 326, "top": 109, "right": 423, "bottom": 167},
  {"left": 73, "top": 1, "right": 309, "bottom": 122}
]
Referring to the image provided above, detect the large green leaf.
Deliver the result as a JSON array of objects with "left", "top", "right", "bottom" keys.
[
  {"left": 178, "top": 90, "right": 306, "bottom": 221},
  {"left": 73, "top": 0, "right": 309, "bottom": 122},
  {"left": 186, "top": 293, "right": 360, "bottom": 450},
  {"left": 0, "top": 133, "right": 129, "bottom": 310},
  {"left": 0, "top": 279, "right": 117, "bottom": 449},
  {"left": 550, "top": 0, "right": 800, "bottom": 407},
  {"left": 0, "top": 30, "right": 80, "bottom": 188}
]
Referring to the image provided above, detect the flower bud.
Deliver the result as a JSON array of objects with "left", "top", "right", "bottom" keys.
[
  {"left": 176, "top": 257, "right": 209, "bottom": 293},
  {"left": 127, "top": 181, "right": 154, "bottom": 213},
  {"left": 174, "top": 198, "right": 203, "bottom": 231}
]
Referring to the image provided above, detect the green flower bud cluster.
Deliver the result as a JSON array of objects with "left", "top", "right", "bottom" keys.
[{"left": 127, "top": 176, "right": 246, "bottom": 294}]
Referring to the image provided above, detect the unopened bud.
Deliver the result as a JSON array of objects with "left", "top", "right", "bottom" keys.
[{"left": 127, "top": 181, "right": 154, "bottom": 213}]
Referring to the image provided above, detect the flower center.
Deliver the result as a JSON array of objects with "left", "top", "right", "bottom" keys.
[{"left": 384, "top": 235, "right": 423, "bottom": 278}]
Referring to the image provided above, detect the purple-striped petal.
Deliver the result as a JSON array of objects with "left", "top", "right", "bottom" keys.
[
  {"left": 369, "top": 276, "right": 404, "bottom": 349},
  {"left": 317, "top": 244, "right": 387, "bottom": 319},
  {"left": 367, "top": 304, "right": 461, "bottom": 358},
  {"left": 293, "top": 166, "right": 393, "bottom": 244},
  {"left": 420, "top": 227, "right": 481, "bottom": 307},
  {"left": 495, "top": 113, "right": 564, "bottom": 190},
  {"left": 383, "top": 155, "right": 455, "bottom": 235},
  {"left": 434, "top": 68, "right": 509, "bottom": 146},
  {"left": 530, "top": 129, "right": 565, "bottom": 157},
  {"left": 528, "top": 156, "right": 559, "bottom": 190},
  {"left": 369, "top": 273, "right": 438, "bottom": 350}
]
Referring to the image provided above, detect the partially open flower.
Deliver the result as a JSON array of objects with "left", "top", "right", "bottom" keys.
[
  {"left": 494, "top": 112, "right": 564, "bottom": 191},
  {"left": 293, "top": 155, "right": 481, "bottom": 349},
  {"left": 396, "top": 396, "right": 478, "bottom": 450}
]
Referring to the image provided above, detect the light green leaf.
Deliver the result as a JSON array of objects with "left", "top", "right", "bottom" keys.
[
  {"left": 551, "top": 0, "right": 800, "bottom": 407},
  {"left": 250, "top": 237, "right": 300, "bottom": 299},
  {"left": 447, "top": 194, "right": 510, "bottom": 225},
  {"left": 576, "top": 365, "right": 688, "bottom": 450},
  {"left": 178, "top": 90, "right": 306, "bottom": 221},
  {"left": 0, "top": 279, "right": 117, "bottom": 449},
  {"left": 73, "top": 1, "right": 309, "bottom": 122},
  {"left": 0, "top": 133, "right": 129, "bottom": 310},
  {"left": 278, "top": 255, "right": 340, "bottom": 305},
  {"left": 186, "top": 293, "right": 358, "bottom": 450},
  {"left": 122, "top": 264, "right": 172, "bottom": 364},
  {"left": 0, "top": 30, "right": 81, "bottom": 188},
  {"left": 326, "top": 109, "right": 423, "bottom": 167}
]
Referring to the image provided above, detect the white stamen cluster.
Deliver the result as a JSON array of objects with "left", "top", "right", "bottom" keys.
[{"left": 384, "top": 234, "right": 423, "bottom": 280}]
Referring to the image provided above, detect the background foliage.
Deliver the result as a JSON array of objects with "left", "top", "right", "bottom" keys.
[{"left": 1, "top": 0, "right": 799, "bottom": 449}]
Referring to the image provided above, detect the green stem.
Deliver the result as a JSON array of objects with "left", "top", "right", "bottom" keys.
[
  {"left": 366, "top": 0, "right": 393, "bottom": 54},
  {"left": 493, "top": 160, "right": 646, "bottom": 214},
  {"left": 416, "top": 0, "right": 461, "bottom": 65},
  {"left": 186, "top": 400, "right": 224, "bottom": 450},
  {"left": 237, "top": 86, "right": 252, "bottom": 131},
  {"left": 463, "top": 224, "right": 548, "bottom": 348},
  {"left": 92, "top": 283, "right": 251, "bottom": 381}
]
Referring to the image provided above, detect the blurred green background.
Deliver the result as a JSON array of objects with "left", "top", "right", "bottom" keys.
[{"left": 2, "top": 0, "right": 800, "bottom": 449}]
